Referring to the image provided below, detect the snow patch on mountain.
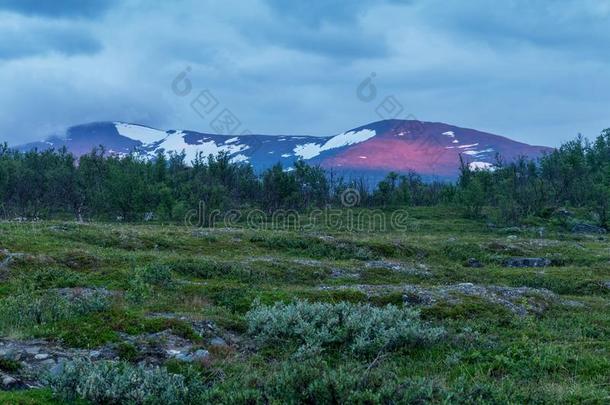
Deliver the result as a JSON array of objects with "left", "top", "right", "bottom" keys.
[
  {"left": 153, "top": 131, "right": 249, "bottom": 163},
  {"left": 114, "top": 122, "right": 167, "bottom": 144},
  {"left": 232, "top": 154, "right": 249, "bottom": 163},
  {"left": 469, "top": 161, "right": 495, "bottom": 171},
  {"left": 463, "top": 148, "right": 494, "bottom": 156},
  {"left": 293, "top": 129, "right": 376, "bottom": 159}
]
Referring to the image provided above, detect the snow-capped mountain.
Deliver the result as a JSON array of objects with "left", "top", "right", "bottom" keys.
[{"left": 17, "top": 120, "right": 553, "bottom": 180}]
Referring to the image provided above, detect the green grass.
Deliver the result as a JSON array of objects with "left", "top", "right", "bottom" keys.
[
  {"left": 1, "top": 208, "right": 610, "bottom": 403},
  {"left": 0, "top": 389, "right": 68, "bottom": 405}
]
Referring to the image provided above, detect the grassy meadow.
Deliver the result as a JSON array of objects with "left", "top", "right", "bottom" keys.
[{"left": 0, "top": 207, "right": 609, "bottom": 404}]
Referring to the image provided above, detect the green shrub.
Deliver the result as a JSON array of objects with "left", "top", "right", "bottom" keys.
[
  {"left": 58, "top": 249, "right": 100, "bottom": 270},
  {"left": 125, "top": 275, "right": 151, "bottom": 304},
  {"left": 0, "top": 290, "right": 109, "bottom": 335},
  {"left": 20, "top": 268, "right": 84, "bottom": 289},
  {"left": 125, "top": 264, "right": 172, "bottom": 304},
  {"left": 117, "top": 342, "right": 139, "bottom": 362},
  {"left": 0, "top": 357, "right": 21, "bottom": 373},
  {"left": 203, "top": 357, "right": 447, "bottom": 404},
  {"left": 171, "top": 259, "right": 233, "bottom": 279},
  {"left": 48, "top": 359, "right": 207, "bottom": 405},
  {"left": 138, "top": 264, "right": 173, "bottom": 287},
  {"left": 262, "top": 358, "right": 445, "bottom": 404},
  {"left": 251, "top": 235, "right": 376, "bottom": 260},
  {"left": 246, "top": 300, "right": 445, "bottom": 357}
]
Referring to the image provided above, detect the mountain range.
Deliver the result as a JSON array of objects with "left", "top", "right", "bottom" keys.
[{"left": 17, "top": 120, "right": 553, "bottom": 180}]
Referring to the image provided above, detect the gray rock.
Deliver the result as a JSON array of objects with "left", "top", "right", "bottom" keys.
[
  {"left": 209, "top": 337, "right": 227, "bottom": 347},
  {"left": 571, "top": 223, "right": 607, "bottom": 235},
  {"left": 34, "top": 353, "right": 49, "bottom": 360},
  {"left": 293, "top": 259, "right": 323, "bottom": 267},
  {"left": 175, "top": 349, "right": 209, "bottom": 363},
  {"left": 192, "top": 349, "right": 210, "bottom": 362},
  {"left": 554, "top": 208, "right": 573, "bottom": 218},
  {"left": 504, "top": 257, "right": 551, "bottom": 268},
  {"left": 366, "top": 261, "right": 404, "bottom": 272},
  {"left": 366, "top": 260, "right": 431, "bottom": 276},
  {"left": 319, "top": 282, "right": 574, "bottom": 316},
  {"left": 1, "top": 374, "right": 19, "bottom": 389},
  {"left": 89, "top": 350, "right": 102, "bottom": 359},
  {"left": 41, "top": 359, "right": 56, "bottom": 367},
  {"left": 49, "top": 361, "right": 65, "bottom": 378},
  {"left": 465, "top": 258, "right": 483, "bottom": 268}
]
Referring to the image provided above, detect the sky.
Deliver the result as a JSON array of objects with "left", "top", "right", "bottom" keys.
[{"left": 0, "top": 0, "right": 609, "bottom": 147}]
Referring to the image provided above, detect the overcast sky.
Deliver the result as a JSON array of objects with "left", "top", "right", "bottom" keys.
[{"left": 0, "top": 0, "right": 609, "bottom": 146}]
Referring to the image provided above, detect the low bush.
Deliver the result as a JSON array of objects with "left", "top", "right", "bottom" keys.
[
  {"left": 0, "top": 357, "right": 21, "bottom": 372},
  {"left": 58, "top": 249, "right": 100, "bottom": 270},
  {"left": 20, "top": 267, "right": 85, "bottom": 289},
  {"left": 125, "top": 264, "right": 173, "bottom": 304},
  {"left": 137, "top": 264, "right": 173, "bottom": 287},
  {"left": 246, "top": 300, "right": 445, "bottom": 357},
  {"left": 201, "top": 357, "right": 448, "bottom": 404},
  {"left": 251, "top": 235, "right": 375, "bottom": 261},
  {"left": 48, "top": 359, "right": 207, "bottom": 405},
  {"left": 0, "top": 289, "right": 109, "bottom": 335},
  {"left": 261, "top": 358, "right": 445, "bottom": 404},
  {"left": 116, "top": 342, "right": 139, "bottom": 362},
  {"left": 170, "top": 259, "right": 233, "bottom": 279}
]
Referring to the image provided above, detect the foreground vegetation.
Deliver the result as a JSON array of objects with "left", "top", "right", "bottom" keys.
[{"left": 0, "top": 205, "right": 609, "bottom": 403}]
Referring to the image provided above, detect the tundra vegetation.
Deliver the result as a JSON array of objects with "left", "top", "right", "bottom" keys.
[{"left": 0, "top": 130, "right": 609, "bottom": 404}]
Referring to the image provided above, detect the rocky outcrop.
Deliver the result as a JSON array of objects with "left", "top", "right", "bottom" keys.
[
  {"left": 503, "top": 257, "right": 551, "bottom": 268},
  {"left": 319, "top": 283, "right": 580, "bottom": 316},
  {"left": 365, "top": 260, "right": 431, "bottom": 276},
  {"left": 0, "top": 314, "right": 236, "bottom": 391},
  {"left": 571, "top": 223, "right": 607, "bottom": 235}
]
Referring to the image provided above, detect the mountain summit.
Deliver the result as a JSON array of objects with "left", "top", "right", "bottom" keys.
[{"left": 17, "top": 120, "right": 552, "bottom": 180}]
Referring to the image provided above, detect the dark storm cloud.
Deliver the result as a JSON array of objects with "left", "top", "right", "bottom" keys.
[
  {"left": 0, "top": 24, "right": 102, "bottom": 59},
  {"left": 419, "top": 0, "right": 610, "bottom": 60},
  {"left": 0, "top": 0, "right": 608, "bottom": 147},
  {"left": 0, "top": 0, "right": 116, "bottom": 19}
]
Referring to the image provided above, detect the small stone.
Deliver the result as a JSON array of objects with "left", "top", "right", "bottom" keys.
[
  {"left": 25, "top": 347, "right": 40, "bottom": 355},
  {"left": 89, "top": 350, "right": 102, "bottom": 359},
  {"left": 34, "top": 353, "right": 50, "bottom": 360},
  {"left": 49, "top": 361, "right": 65, "bottom": 378},
  {"left": 504, "top": 257, "right": 551, "bottom": 268},
  {"left": 554, "top": 208, "right": 573, "bottom": 218},
  {"left": 2, "top": 374, "right": 18, "bottom": 389},
  {"left": 571, "top": 223, "right": 607, "bottom": 235},
  {"left": 210, "top": 337, "right": 227, "bottom": 347},
  {"left": 465, "top": 258, "right": 483, "bottom": 268},
  {"left": 193, "top": 349, "right": 209, "bottom": 361},
  {"left": 175, "top": 353, "right": 193, "bottom": 362},
  {"left": 41, "top": 359, "right": 56, "bottom": 366}
]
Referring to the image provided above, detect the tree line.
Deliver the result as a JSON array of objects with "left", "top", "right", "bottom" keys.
[
  {"left": 458, "top": 129, "right": 610, "bottom": 227},
  {"left": 1, "top": 127, "right": 609, "bottom": 227}
]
